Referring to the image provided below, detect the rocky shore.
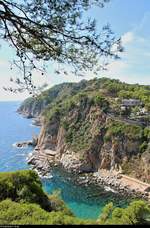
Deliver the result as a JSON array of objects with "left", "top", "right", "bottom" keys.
[
  {"left": 17, "top": 82, "right": 150, "bottom": 203},
  {"left": 67, "top": 170, "right": 150, "bottom": 201},
  {"left": 14, "top": 136, "right": 38, "bottom": 148},
  {"left": 27, "top": 148, "right": 150, "bottom": 201},
  {"left": 90, "top": 171, "right": 150, "bottom": 201},
  {"left": 27, "top": 148, "right": 57, "bottom": 177},
  {"left": 31, "top": 118, "right": 42, "bottom": 126}
]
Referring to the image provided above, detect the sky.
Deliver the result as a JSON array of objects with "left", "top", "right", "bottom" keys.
[{"left": 0, "top": 0, "right": 150, "bottom": 101}]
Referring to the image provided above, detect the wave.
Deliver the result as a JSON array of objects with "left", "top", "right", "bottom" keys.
[
  {"left": 26, "top": 152, "right": 33, "bottom": 161},
  {"left": 31, "top": 167, "right": 53, "bottom": 179},
  {"left": 104, "top": 186, "right": 117, "bottom": 193},
  {"left": 14, "top": 153, "right": 26, "bottom": 156},
  {"left": 12, "top": 143, "right": 28, "bottom": 149},
  {"left": 29, "top": 124, "right": 35, "bottom": 127}
]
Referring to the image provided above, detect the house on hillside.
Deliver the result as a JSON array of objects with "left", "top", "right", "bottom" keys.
[
  {"left": 122, "top": 99, "right": 142, "bottom": 107},
  {"left": 139, "top": 107, "right": 148, "bottom": 115}
]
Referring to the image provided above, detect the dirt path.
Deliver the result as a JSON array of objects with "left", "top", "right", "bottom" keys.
[
  {"left": 98, "top": 169, "right": 150, "bottom": 200},
  {"left": 121, "top": 174, "right": 150, "bottom": 191}
]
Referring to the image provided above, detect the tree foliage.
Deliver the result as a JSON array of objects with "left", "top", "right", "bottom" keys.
[
  {"left": 0, "top": 170, "right": 52, "bottom": 211},
  {"left": 0, "top": 170, "right": 150, "bottom": 225},
  {"left": 0, "top": 199, "right": 88, "bottom": 225},
  {"left": 98, "top": 200, "right": 150, "bottom": 225},
  {"left": 0, "top": 0, "right": 123, "bottom": 93}
]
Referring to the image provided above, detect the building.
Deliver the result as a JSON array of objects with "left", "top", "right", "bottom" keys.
[{"left": 122, "top": 99, "right": 142, "bottom": 107}]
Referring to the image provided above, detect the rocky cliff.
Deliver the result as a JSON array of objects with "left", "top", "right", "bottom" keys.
[
  {"left": 19, "top": 78, "right": 150, "bottom": 182},
  {"left": 17, "top": 97, "right": 48, "bottom": 118},
  {"left": 36, "top": 98, "right": 147, "bottom": 175},
  {"left": 17, "top": 80, "right": 88, "bottom": 118}
]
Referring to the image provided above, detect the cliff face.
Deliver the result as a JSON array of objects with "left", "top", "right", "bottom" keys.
[
  {"left": 17, "top": 97, "right": 49, "bottom": 118},
  {"left": 18, "top": 80, "right": 88, "bottom": 118},
  {"left": 19, "top": 78, "right": 150, "bottom": 181},
  {"left": 121, "top": 144, "right": 150, "bottom": 182},
  {"left": 36, "top": 98, "right": 146, "bottom": 176}
]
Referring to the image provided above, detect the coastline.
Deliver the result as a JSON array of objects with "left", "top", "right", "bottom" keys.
[
  {"left": 27, "top": 148, "right": 150, "bottom": 202},
  {"left": 17, "top": 109, "right": 150, "bottom": 203}
]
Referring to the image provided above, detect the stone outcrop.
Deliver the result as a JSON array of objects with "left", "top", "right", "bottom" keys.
[
  {"left": 122, "top": 144, "right": 150, "bottom": 183},
  {"left": 17, "top": 97, "right": 49, "bottom": 118},
  {"left": 14, "top": 136, "right": 38, "bottom": 148},
  {"left": 30, "top": 103, "right": 144, "bottom": 178},
  {"left": 18, "top": 78, "right": 149, "bottom": 185},
  {"left": 27, "top": 148, "right": 56, "bottom": 177}
]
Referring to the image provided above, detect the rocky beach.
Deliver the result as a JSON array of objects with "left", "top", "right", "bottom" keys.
[
  {"left": 27, "top": 145, "right": 150, "bottom": 202},
  {"left": 17, "top": 78, "right": 150, "bottom": 206}
]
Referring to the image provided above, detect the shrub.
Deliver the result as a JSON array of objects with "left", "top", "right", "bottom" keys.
[
  {"left": 140, "top": 141, "right": 148, "bottom": 153},
  {"left": 0, "top": 170, "right": 51, "bottom": 211},
  {"left": 0, "top": 199, "right": 87, "bottom": 225},
  {"left": 98, "top": 200, "right": 150, "bottom": 225},
  {"left": 48, "top": 190, "right": 73, "bottom": 216},
  {"left": 105, "top": 121, "right": 143, "bottom": 141}
]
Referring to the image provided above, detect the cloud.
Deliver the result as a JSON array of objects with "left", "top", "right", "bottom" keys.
[
  {"left": 121, "top": 32, "right": 134, "bottom": 45},
  {"left": 106, "top": 60, "right": 127, "bottom": 73},
  {"left": 0, "top": 10, "right": 150, "bottom": 101}
]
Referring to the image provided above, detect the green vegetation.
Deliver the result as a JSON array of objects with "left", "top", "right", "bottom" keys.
[
  {"left": 104, "top": 120, "right": 144, "bottom": 141},
  {"left": 104, "top": 120, "right": 150, "bottom": 154},
  {"left": 20, "top": 77, "right": 150, "bottom": 117},
  {"left": 0, "top": 170, "right": 90, "bottom": 225},
  {"left": 20, "top": 78, "right": 149, "bottom": 155},
  {"left": 0, "top": 199, "right": 87, "bottom": 225},
  {"left": 0, "top": 170, "right": 150, "bottom": 225},
  {"left": 98, "top": 200, "right": 150, "bottom": 225},
  {"left": 0, "top": 170, "right": 51, "bottom": 211}
]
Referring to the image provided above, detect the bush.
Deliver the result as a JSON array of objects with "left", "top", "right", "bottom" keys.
[
  {"left": 140, "top": 141, "right": 148, "bottom": 153},
  {"left": 98, "top": 200, "right": 150, "bottom": 225},
  {"left": 0, "top": 199, "right": 87, "bottom": 225},
  {"left": 0, "top": 171, "right": 92, "bottom": 225},
  {"left": 105, "top": 121, "right": 143, "bottom": 141},
  {"left": 94, "top": 95, "right": 109, "bottom": 112},
  {"left": 0, "top": 170, "right": 51, "bottom": 211},
  {"left": 48, "top": 190, "right": 73, "bottom": 216}
]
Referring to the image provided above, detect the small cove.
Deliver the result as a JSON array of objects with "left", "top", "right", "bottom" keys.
[{"left": 0, "top": 101, "right": 129, "bottom": 219}]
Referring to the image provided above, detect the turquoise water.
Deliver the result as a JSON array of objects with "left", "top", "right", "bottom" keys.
[
  {"left": 42, "top": 167, "right": 128, "bottom": 219},
  {"left": 0, "top": 101, "right": 128, "bottom": 219}
]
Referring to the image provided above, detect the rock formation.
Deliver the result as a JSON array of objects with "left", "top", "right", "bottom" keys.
[{"left": 18, "top": 78, "right": 150, "bottom": 182}]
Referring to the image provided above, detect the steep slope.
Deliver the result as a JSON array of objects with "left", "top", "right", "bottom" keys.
[
  {"left": 36, "top": 94, "right": 149, "bottom": 175},
  {"left": 17, "top": 80, "right": 88, "bottom": 118},
  {"left": 19, "top": 78, "right": 150, "bottom": 182}
]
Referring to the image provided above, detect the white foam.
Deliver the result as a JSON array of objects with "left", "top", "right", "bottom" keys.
[
  {"left": 42, "top": 174, "right": 53, "bottom": 179},
  {"left": 29, "top": 124, "right": 34, "bottom": 127},
  {"left": 104, "top": 186, "right": 117, "bottom": 193},
  {"left": 12, "top": 143, "right": 17, "bottom": 148},
  {"left": 12, "top": 143, "right": 28, "bottom": 149},
  {"left": 26, "top": 152, "right": 33, "bottom": 161},
  {"left": 32, "top": 167, "right": 53, "bottom": 179},
  {"left": 15, "top": 153, "right": 26, "bottom": 156}
]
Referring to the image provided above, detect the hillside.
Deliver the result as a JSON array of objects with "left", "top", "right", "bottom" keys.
[{"left": 18, "top": 77, "right": 150, "bottom": 182}]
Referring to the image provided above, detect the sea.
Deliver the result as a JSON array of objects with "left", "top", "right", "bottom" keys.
[{"left": 0, "top": 101, "right": 129, "bottom": 220}]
